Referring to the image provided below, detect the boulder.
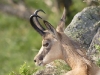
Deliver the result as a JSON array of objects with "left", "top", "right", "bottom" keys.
[
  {"left": 64, "top": 6, "right": 100, "bottom": 49},
  {"left": 87, "top": 27, "right": 100, "bottom": 62}
]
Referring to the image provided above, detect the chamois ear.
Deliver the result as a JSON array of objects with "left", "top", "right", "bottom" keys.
[
  {"left": 43, "top": 20, "right": 59, "bottom": 39},
  {"left": 56, "top": 8, "right": 66, "bottom": 32}
]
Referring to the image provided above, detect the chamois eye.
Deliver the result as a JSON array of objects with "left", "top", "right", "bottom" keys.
[{"left": 43, "top": 43, "right": 49, "bottom": 47}]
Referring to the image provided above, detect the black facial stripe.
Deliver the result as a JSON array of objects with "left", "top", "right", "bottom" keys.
[
  {"left": 39, "top": 45, "right": 51, "bottom": 60},
  {"left": 43, "top": 42, "right": 49, "bottom": 47},
  {"left": 39, "top": 55, "right": 43, "bottom": 60}
]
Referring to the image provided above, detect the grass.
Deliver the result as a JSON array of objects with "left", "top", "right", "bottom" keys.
[{"left": 0, "top": 12, "right": 42, "bottom": 75}]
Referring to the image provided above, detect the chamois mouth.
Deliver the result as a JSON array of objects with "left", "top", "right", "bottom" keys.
[
  {"left": 35, "top": 60, "right": 44, "bottom": 66},
  {"left": 38, "top": 61, "right": 43, "bottom": 66}
]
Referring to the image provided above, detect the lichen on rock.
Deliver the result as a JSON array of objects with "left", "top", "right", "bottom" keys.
[{"left": 64, "top": 6, "right": 100, "bottom": 49}]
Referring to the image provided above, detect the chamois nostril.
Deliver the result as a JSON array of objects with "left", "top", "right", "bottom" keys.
[
  {"left": 39, "top": 56, "right": 43, "bottom": 60},
  {"left": 34, "top": 60, "right": 36, "bottom": 62}
]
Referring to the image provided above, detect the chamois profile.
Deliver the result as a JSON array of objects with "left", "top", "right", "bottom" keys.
[{"left": 29, "top": 8, "right": 100, "bottom": 75}]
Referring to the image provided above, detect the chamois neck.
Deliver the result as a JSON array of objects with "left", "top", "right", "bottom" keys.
[
  {"left": 60, "top": 33, "right": 88, "bottom": 69},
  {"left": 60, "top": 33, "right": 81, "bottom": 49}
]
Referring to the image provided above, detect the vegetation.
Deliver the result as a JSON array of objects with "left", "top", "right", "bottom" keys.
[
  {"left": 95, "top": 38, "right": 100, "bottom": 66},
  {"left": 0, "top": 12, "right": 39, "bottom": 75},
  {"left": 0, "top": 0, "right": 88, "bottom": 75}
]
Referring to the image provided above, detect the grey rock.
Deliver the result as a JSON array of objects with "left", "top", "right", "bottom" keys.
[
  {"left": 64, "top": 6, "right": 100, "bottom": 49},
  {"left": 83, "top": 0, "right": 100, "bottom": 6},
  {"left": 87, "top": 27, "right": 100, "bottom": 62}
]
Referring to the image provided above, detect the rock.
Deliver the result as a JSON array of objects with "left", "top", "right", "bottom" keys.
[
  {"left": 0, "top": 2, "right": 33, "bottom": 20},
  {"left": 34, "top": 63, "right": 57, "bottom": 75},
  {"left": 87, "top": 27, "right": 100, "bottom": 62},
  {"left": 34, "top": 61, "right": 68, "bottom": 75},
  {"left": 64, "top": 6, "right": 100, "bottom": 49},
  {"left": 83, "top": 0, "right": 100, "bottom": 6}
]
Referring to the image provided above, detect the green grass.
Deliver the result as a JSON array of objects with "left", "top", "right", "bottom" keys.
[
  {"left": 0, "top": 12, "right": 42, "bottom": 75},
  {"left": 9, "top": 62, "right": 37, "bottom": 75}
]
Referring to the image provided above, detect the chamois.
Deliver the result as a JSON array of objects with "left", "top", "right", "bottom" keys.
[{"left": 29, "top": 8, "right": 100, "bottom": 75}]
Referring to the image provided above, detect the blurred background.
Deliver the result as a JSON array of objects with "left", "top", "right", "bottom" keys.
[{"left": 0, "top": 0, "right": 86, "bottom": 75}]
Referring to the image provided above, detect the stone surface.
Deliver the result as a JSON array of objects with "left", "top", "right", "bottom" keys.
[
  {"left": 64, "top": 6, "right": 100, "bottom": 49},
  {"left": 83, "top": 0, "right": 100, "bottom": 6},
  {"left": 87, "top": 27, "right": 100, "bottom": 62}
]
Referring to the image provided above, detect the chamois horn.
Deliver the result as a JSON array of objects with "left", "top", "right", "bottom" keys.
[{"left": 30, "top": 14, "right": 45, "bottom": 36}]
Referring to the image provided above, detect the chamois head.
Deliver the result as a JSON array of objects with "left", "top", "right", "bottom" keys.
[{"left": 30, "top": 8, "right": 66, "bottom": 66}]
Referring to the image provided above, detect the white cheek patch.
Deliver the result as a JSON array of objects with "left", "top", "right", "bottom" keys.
[
  {"left": 38, "top": 46, "right": 44, "bottom": 55},
  {"left": 43, "top": 40, "right": 60, "bottom": 64},
  {"left": 53, "top": 38, "right": 57, "bottom": 42},
  {"left": 37, "top": 38, "right": 58, "bottom": 65}
]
